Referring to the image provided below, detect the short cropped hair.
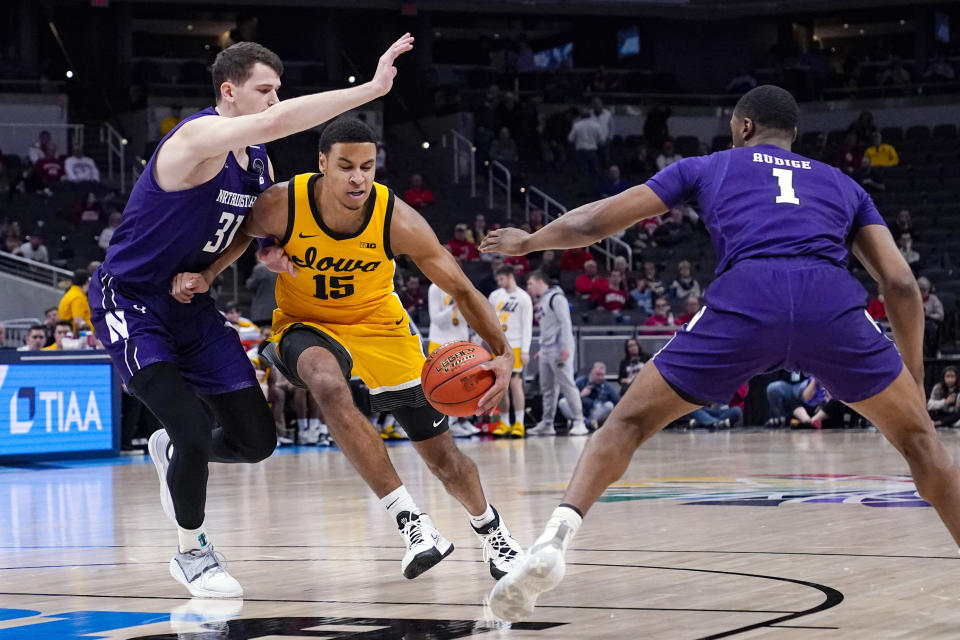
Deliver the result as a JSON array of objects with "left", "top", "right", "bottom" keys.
[
  {"left": 526, "top": 270, "right": 546, "bottom": 283},
  {"left": 28, "top": 324, "right": 45, "bottom": 335},
  {"left": 319, "top": 118, "right": 378, "bottom": 155},
  {"left": 495, "top": 264, "right": 516, "bottom": 277},
  {"left": 733, "top": 85, "right": 799, "bottom": 134},
  {"left": 211, "top": 42, "right": 283, "bottom": 103},
  {"left": 71, "top": 268, "right": 90, "bottom": 286}
]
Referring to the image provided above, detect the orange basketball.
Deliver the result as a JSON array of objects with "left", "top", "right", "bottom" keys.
[{"left": 421, "top": 341, "right": 495, "bottom": 417}]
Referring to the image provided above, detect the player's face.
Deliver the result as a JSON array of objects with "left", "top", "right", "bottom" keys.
[
  {"left": 226, "top": 63, "right": 281, "bottom": 116},
  {"left": 26, "top": 331, "right": 45, "bottom": 349},
  {"left": 496, "top": 273, "right": 511, "bottom": 289},
  {"left": 945, "top": 370, "right": 957, "bottom": 387},
  {"left": 319, "top": 142, "right": 377, "bottom": 211}
]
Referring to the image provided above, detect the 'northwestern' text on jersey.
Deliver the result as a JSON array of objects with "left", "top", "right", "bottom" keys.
[
  {"left": 103, "top": 107, "right": 272, "bottom": 291},
  {"left": 645, "top": 144, "right": 886, "bottom": 274}
]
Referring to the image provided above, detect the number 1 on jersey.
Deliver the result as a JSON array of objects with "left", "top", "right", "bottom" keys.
[{"left": 772, "top": 168, "right": 800, "bottom": 205}]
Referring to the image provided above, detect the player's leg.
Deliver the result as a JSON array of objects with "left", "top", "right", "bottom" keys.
[
  {"left": 847, "top": 367, "right": 960, "bottom": 547},
  {"left": 200, "top": 386, "right": 277, "bottom": 463},
  {"left": 529, "top": 356, "right": 558, "bottom": 435},
  {"left": 509, "top": 372, "right": 526, "bottom": 437},
  {"left": 555, "top": 359, "right": 588, "bottom": 434},
  {"left": 394, "top": 401, "right": 524, "bottom": 579}
]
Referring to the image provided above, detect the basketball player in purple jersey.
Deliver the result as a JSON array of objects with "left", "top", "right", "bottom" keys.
[
  {"left": 482, "top": 85, "right": 960, "bottom": 621},
  {"left": 89, "top": 35, "right": 414, "bottom": 598}
]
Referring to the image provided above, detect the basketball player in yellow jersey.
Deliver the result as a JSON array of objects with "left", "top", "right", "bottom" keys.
[{"left": 172, "top": 118, "right": 524, "bottom": 582}]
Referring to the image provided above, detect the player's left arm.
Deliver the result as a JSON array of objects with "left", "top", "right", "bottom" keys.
[
  {"left": 170, "top": 182, "right": 293, "bottom": 303},
  {"left": 390, "top": 198, "right": 513, "bottom": 413}
]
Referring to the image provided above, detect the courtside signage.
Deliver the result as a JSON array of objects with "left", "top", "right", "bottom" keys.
[{"left": 0, "top": 363, "right": 113, "bottom": 455}]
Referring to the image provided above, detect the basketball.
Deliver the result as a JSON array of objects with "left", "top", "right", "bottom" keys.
[{"left": 421, "top": 341, "right": 495, "bottom": 417}]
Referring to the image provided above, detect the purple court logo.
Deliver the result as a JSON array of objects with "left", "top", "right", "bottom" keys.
[{"left": 592, "top": 474, "right": 930, "bottom": 508}]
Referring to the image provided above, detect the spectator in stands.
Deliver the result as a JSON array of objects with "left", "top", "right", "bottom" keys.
[
  {"left": 26, "top": 130, "right": 51, "bottom": 164},
  {"left": 590, "top": 97, "right": 614, "bottom": 163},
  {"left": 43, "top": 320, "right": 74, "bottom": 351},
  {"left": 642, "top": 261, "right": 666, "bottom": 296},
  {"left": 561, "top": 362, "right": 621, "bottom": 430},
  {"left": 898, "top": 232, "right": 920, "bottom": 268},
  {"left": 402, "top": 173, "right": 435, "bottom": 208},
  {"left": 64, "top": 146, "right": 101, "bottom": 183},
  {"left": 654, "top": 208, "right": 693, "bottom": 249},
  {"left": 847, "top": 111, "right": 877, "bottom": 147},
  {"left": 766, "top": 374, "right": 817, "bottom": 427},
  {"left": 515, "top": 35, "right": 535, "bottom": 73},
  {"left": 20, "top": 234, "right": 49, "bottom": 263},
  {"left": 448, "top": 223, "right": 479, "bottom": 261},
  {"left": 528, "top": 209, "right": 545, "bottom": 232},
  {"left": 575, "top": 260, "right": 608, "bottom": 303},
  {"left": 629, "top": 277, "right": 654, "bottom": 315},
  {"left": 560, "top": 246, "right": 594, "bottom": 272},
  {"left": 656, "top": 140, "right": 682, "bottom": 170},
  {"left": 618, "top": 338, "right": 647, "bottom": 388},
  {"left": 75, "top": 192, "right": 103, "bottom": 224},
  {"left": 688, "top": 384, "right": 747, "bottom": 429},
  {"left": 677, "top": 295, "right": 702, "bottom": 324},
  {"left": 568, "top": 109, "right": 603, "bottom": 182},
  {"left": 98, "top": 212, "right": 122, "bottom": 252},
  {"left": 465, "top": 214, "right": 488, "bottom": 248},
  {"left": 1, "top": 220, "right": 22, "bottom": 254},
  {"left": 34, "top": 143, "right": 65, "bottom": 189},
  {"left": 669, "top": 260, "right": 702, "bottom": 299},
  {"left": 919, "top": 276, "right": 944, "bottom": 356},
  {"left": 246, "top": 252, "right": 278, "bottom": 327},
  {"left": 922, "top": 56, "right": 956, "bottom": 82},
  {"left": 504, "top": 253, "right": 530, "bottom": 276},
  {"left": 928, "top": 366, "right": 960, "bottom": 427},
  {"left": 42, "top": 306, "right": 58, "bottom": 346},
  {"left": 0, "top": 322, "right": 10, "bottom": 351},
  {"left": 725, "top": 68, "right": 758, "bottom": 93},
  {"left": 643, "top": 104, "right": 672, "bottom": 151},
  {"left": 18, "top": 325, "right": 46, "bottom": 351},
  {"left": 863, "top": 132, "right": 899, "bottom": 168},
  {"left": 868, "top": 291, "right": 886, "bottom": 320},
  {"left": 642, "top": 296, "right": 675, "bottom": 334},
  {"left": 58, "top": 269, "right": 91, "bottom": 334},
  {"left": 599, "top": 164, "right": 630, "bottom": 198},
  {"left": 159, "top": 104, "right": 183, "bottom": 137},
  {"left": 598, "top": 269, "right": 628, "bottom": 313},
  {"left": 611, "top": 255, "right": 636, "bottom": 287},
  {"left": 489, "top": 126, "right": 520, "bottom": 174},
  {"left": 497, "top": 92, "right": 522, "bottom": 139},
  {"left": 833, "top": 133, "right": 864, "bottom": 176},
  {"left": 892, "top": 209, "right": 913, "bottom": 239},
  {"left": 880, "top": 59, "right": 911, "bottom": 87},
  {"left": 400, "top": 274, "right": 427, "bottom": 318}
]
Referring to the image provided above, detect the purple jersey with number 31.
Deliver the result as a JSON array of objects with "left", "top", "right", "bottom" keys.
[
  {"left": 646, "top": 143, "right": 885, "bottom": 274},
  {"left": 103, "top": 106, "right": 272, "bottom": 292}
]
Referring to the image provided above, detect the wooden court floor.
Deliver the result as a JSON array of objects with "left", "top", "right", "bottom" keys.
[{"left": 2, "top": 429, "right": 960, "bottom": 639}]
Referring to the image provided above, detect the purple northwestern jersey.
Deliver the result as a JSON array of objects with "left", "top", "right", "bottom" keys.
[
  {"left": 646, "top": 144, "right": 885, "bottom": 274},
  {"left": 103, "top": 106, "right": 271, "bottom": 292}
]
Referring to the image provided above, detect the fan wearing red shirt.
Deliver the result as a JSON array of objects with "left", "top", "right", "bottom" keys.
[
  {"left": 403, "top": 173, "right": 435, "bottom": 208},
  {"left": 447, "top": 223, "right": 479, "bottom": 261},
  {"left": 561, "top": 247, "right": 594, "bottom": 272},
  {"left": 34, "top": 144, "right": 65, "bottom": 187},
  {"left": 599, "top": 269, "right": 628, "bottom": 312},
  {"left": 504, "top": 254, "right": 530, "bottom": 275},
  {"left": 574, "top": 260, "right": 608, "bottom": 303},
  {"left": 642, "top": 296, "right": 675, "bottom": 335},
  {"left": 676, "top": 295, "right": 701, "bottom": 325}
]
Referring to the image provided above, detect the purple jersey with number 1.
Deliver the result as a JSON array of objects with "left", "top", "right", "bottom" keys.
[
  {"left": 644, "top": 144, "right": 902, "bottom": 404},
  {"left": 90, "top": 107, "right": 272, "bottom": 393}
]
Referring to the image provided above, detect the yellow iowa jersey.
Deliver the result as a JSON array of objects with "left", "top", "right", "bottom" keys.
[{"left": 273, "top": 173, "right": 397, "bottom": 333}]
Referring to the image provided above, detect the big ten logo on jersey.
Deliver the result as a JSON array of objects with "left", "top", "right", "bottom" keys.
[{"left": 290, "top": 247, "right": 383, "bottom": 301}]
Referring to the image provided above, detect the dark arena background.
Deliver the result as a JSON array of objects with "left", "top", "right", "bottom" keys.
[{"left": 1, "top": 1, "right": 960, "bottom": 638}]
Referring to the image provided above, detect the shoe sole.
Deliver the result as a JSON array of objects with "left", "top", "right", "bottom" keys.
[
  {"left": 147, "top": 431, "right": 176, "bottom": 526},
  {"left": 169, "top": 558, "right": 243, "bottom": 599},
  {"left": 488, "top": 545, "right": 565, "bottom": 622},
  {"left": 403, "top": 541, "right": 454, "bottom": 579}
]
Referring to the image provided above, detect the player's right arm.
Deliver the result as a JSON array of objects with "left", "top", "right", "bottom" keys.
[
  {"left": 851, "top": 224, "right": 925, "bottom": 399},
  {"left": 170, "top": 182, "right": 292, "bottom": 303},
  {"left": 481, "top": 184, "right": 669, "bottom": 256},
  {"left": 159, "top": 34, "right": 413, "bottom": 180}
]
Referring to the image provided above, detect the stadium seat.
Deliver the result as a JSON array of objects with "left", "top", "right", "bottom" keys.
[
  {"left": 933, "top": 124, "right": 958, "bottom": 140},
  {"left": 880, "top": 126, "right": 903, "bottom": 142},
  {"left": 906, "top": 125, "right": 932, "bottom": 141},
  {"left": 674, "top": 136, "right": 701, "bottom": 158},
  {"left": 711, "top": 135, "right": 732, "bottom": 152}
]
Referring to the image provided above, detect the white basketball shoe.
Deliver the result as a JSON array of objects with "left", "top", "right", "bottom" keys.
[
  {"left": 147, "top": 429, "right": 176, "bottom": 525},
  {"left": 473, "top": 506, "right": 524, "bottom": 580},
  {"left": 397, "top": 511, "right": 454, "bottom": 579},
  {"left": 488, "top": 511, "right": 576, "bottom": 621},
  {"left": 567, "top": 419, "right": 589, "bottom": 436},
  {"left": 170, "top": 544, "right": 243, "bottom": 598}
]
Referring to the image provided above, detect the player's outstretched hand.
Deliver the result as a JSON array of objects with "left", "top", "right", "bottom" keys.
[
  {"left": 370, "top": 33, "right": 415, "bottom": 97},
  {"left": 170, "top": 272, "right": 210, "bottom": 303},
  {"left": 480, "top": 227, "right": 530, "bottom": 256},
  {"left": 258, "top": 245, "right": 297, "bottom": 277},
  {"left": 475, "top": 351, "right": 514, "bottom": 415}
]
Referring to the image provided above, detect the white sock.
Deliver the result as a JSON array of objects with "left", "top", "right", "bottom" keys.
[
  {"left": 178, "top": 524, "right": 209, "bottom": 553},
  {"left": 315, "top": 420, "right": 328, "bottom": 435},
  {"left": 380, "top": 485, "right": 420, "bottom": 523},
  {"left": 533, "top": 505, "right": 582, "bottom": 553},
  {"left": 469, "top": 503, "right": 496, "bottom": 529},
  {"left": 297, "top": 418, "right": 309, "bottom": 432}
]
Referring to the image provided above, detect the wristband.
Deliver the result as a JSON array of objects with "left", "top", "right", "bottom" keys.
[{"left": 257, "top": 237, "right": 276, "bottom": 250}]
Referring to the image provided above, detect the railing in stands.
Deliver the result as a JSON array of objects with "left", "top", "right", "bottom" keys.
[
  {"left": 2, "top": 318, "right": 43, "bottom": 348},
  {"left": 446, "top": 129, "right": 476, "bottom": 198},
  {"left": 487, "top": 160, "right": 512, "bottom": 220},
  {"left": 0, "top": 123, "right": 84, "bottom": 157},
  {"left": 523, "top": 185, "right": 632, "bottom": 271},
  {"left": 0, "top": 251, "right": 73, "bottom": 288},
  {"left": 101, "top": 123, "right": 132, "bottom": 192}
]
